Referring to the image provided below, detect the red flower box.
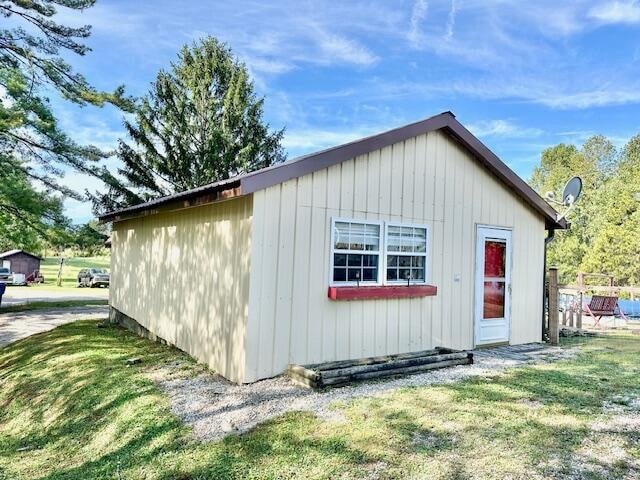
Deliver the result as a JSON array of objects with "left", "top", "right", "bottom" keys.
[{"left": 327, "top": 285, "right": 437, "bottom": 301}]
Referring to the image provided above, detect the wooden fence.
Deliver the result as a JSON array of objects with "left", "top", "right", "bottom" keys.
[
  {"left": 558, "top": 287, "right": 583, "bottom": 330},
  {"left": 563, "top": 284, "right": 640, "bottom": 299},
  {"left": 546, "top": 267, "right": 640, "bottom": 345}
]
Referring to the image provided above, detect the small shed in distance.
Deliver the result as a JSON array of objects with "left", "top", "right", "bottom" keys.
[{"left": 0, "top": 250, "right": 41, "bottom": 277}]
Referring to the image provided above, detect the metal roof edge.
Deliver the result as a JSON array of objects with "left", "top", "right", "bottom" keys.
[
  {"left": 0, "top": 249, "right": 42, "bottom": 260},
  {"left": 100, "top": 111, "right": 565, "bottom": 229}
]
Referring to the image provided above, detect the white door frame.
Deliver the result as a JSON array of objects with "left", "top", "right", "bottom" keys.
[{"left": 474, "top": 225, "right": 512, "bottom": 346}]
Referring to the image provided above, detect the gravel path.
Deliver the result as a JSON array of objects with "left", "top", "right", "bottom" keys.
[
  {"left": 554, "top": 393, "right": 640, "bottom": 479},
  {"left": 0, "top": 306, "right": 109, "bottom": 347},
  {"left": 155, "top": 343, "right": 577, "bottom": 442},
  {"left": 1, "top": 286, "right": 108, "bottom": 306}
]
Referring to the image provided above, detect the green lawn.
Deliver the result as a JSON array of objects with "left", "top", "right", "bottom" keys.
[
  {"left": 38, "top": 256, "right": 110, "bottom": 289},
  {"left": 0, "top": 299, "right": 108, "bottom": 313},
  {"left": 1, "top": 323, "right": 639, "bottom": 479}
]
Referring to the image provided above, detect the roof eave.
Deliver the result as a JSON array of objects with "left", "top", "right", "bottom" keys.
[
  {"left": 440, "top": 121, "right": 567, "bottom": 230},
  {"left": 239, "top": 112, "right": 452, "bottom": 195},
  {"left": 98, "top": 181, "right": 242, "bottom": 223},
  {"left": 99, "top": 111, "right": 567, "bottom": 230},
  {"left": 0, "top": 250, "right": 42, "bottom": 260}
]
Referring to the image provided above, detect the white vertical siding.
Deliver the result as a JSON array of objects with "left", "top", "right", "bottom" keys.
[
  {"left": 245, "top": 130, "right": 545, "bottom": 382},
  {"left": 110, "top": 196, "right": 252, "bottom": 383}
]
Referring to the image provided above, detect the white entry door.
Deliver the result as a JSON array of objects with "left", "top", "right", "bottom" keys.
[{"left": 475, "top": 226, "right": 512, "bottom": 346}]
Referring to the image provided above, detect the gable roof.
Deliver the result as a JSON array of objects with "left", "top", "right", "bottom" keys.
[
  {"left": 99, "top": 111, "right": 566, "bottom": 229},
  {"left": 0, "top": 249, "right": 41, "bottom": 260}
]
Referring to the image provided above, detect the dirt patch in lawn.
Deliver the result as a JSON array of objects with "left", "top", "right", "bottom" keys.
[{"left": 564, "top": 393, "right": 640, "bottom": 479}]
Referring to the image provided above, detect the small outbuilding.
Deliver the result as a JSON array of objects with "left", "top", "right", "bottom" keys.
[
  {"left": 100, "top": 112, "right": 567, "bottom": 384},
  {"left": 0, "top": 250, "right": 41, "bottom": 278}
]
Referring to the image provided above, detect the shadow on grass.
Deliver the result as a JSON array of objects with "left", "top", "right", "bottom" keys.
[
  {"left": 1, "top": 321, "right": 374, "bottom": 480},
  {"left": 317, "top": 333, "right": 640, "bottom": 478},
  {"left": 1, "top": 322, "right": 187, "bottom": 477},
  {"left": 1, "top": 325, "right": 639, "bottom": 479}
]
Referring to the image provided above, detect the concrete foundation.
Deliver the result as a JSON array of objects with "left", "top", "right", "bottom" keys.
[{"left": 109, "top": 306, "right": 170, "bottom": 347}]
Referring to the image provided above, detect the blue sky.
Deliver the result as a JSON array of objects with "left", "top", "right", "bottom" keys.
[{"left": 51, "top": 0, "right": 640, "bottom": 222}]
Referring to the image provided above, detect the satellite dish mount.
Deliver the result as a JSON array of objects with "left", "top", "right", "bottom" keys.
[{"left": 544, "top": 176, "right": 582, "bottom": 221}]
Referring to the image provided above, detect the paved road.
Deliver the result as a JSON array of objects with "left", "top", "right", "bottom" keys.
[
  {"left": 0, "top": 305, "right": 109, "bottom": 348},
  {"left": 1, "top": 287, "right": 108, "bottom": 306}
]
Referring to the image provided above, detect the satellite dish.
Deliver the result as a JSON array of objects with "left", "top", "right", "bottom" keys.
[{"left": 562, "top": 176, "right": 582, "bottom": 207}]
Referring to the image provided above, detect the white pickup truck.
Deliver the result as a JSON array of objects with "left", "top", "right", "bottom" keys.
[{"left": 0, "top": 267, "right": 13, "bottom": 284}]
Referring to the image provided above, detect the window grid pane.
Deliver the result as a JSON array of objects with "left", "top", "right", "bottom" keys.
[
  {"left": 334, "top": 221, "right": 380, "bottom": 253},
  {"left": 387, "top": 226, "right": 427, "bottom": 253},
  {"left": 333, "top": 254, "right": 378, "bottom": 283},
  {"left": 385, "top": 253, "right": 426, "bottom": 282},
  {"left": 332, "top": 220, "right": 427, "bottom": 285},
  {"left": 385, "top": 225, "right": 427, "bottom": 283},
  {"left": 333, "top": 221, "right": 381, "bottom": 283}
]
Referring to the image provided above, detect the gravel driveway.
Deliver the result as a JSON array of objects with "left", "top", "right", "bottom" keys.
[
  {"left": 153, "top": 343, "right": 577, "bottom": 442},
  {"left": 0, "top": 306, "right": 109, "bottom": 347},
  {"left": 1, "top": 287, "right": 108, "bottom": 306}
]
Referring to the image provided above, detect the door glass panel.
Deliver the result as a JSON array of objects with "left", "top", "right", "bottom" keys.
[
  {"left": 484, "top": 240, "right": 506, "bottom": 277},
  {"left": 483, "top": 280, "right": 505, "bottom": 318},
  {"left": 483, "top": 239, "right": 506, "bottom": 319}
]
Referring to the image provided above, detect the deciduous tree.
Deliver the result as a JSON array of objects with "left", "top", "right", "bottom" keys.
[{"left": 531, "top": 135, "right": 640, "bottom": 286}]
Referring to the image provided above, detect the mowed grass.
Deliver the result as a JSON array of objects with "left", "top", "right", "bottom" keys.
[
  {"left": 0, "top": 299, "right": 108, "bottom": 313},
  {"left": 38, "top": 256, "right": 110, "bottom": 289},
  {"left": 1, "top": 323, "right": 640, "bottom": 480}
]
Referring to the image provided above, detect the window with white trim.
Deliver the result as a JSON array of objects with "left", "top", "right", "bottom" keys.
[
  {"left": 385, "top": 224, "right": 428, "bottom": 283},
  {"left": 330, "top": 219, "right": 429, "bottom": 286},
  {"left": 331, "top": 220, "right": 381, "bottom": 284}
]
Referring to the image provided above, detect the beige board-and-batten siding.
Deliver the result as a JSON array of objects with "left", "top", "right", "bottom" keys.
[
  {"left": 110, "top": 195, "right": 252, "bottom": 383},
  {"left": 245, "top": 129, "right": 545, "bottom": 382}
]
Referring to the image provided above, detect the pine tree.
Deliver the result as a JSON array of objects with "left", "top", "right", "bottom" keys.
[
  {"left": 0, "top": 0, "right": 133, "bottom": 240},
  {"left": 92, "top": 37, "right": 285, "bottom": 213}
]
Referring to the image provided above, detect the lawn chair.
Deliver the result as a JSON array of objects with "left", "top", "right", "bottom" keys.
[{"left": 583, "top": 295, "right": 628, "bottom": 328}]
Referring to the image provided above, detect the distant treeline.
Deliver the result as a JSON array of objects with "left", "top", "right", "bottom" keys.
[
  {"left": 530, "top": 134, "right": 640, "bottom": 286},
  {"left": 0, "top": 220, "right": 110, "bottom": 258}
]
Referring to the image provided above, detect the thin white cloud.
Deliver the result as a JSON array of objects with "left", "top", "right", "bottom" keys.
[
  {"left": 245, "top": 57, "right": 294, "bottom": 75},
  {"left": 314, "top": 30, "right": 378, "bottom": 66},
  {"left": 467, "top": 120, "right": 544, "bottom": 138},
  {"left": 534, "top": 89, "right": 640, "bottom": 109},
  {"left": 52, "top": 103, "right": 125, "bottom": 152},
  {"left": 451, "top": 80, "right": 640, "bottom": 110},
  {"left": 408, "top": 0, "right": 428, "bottom": 46},
  {"left": 588, "top": 1, "right": 640, "bottom": 24},
  {"left": 60, "top": 171, "right": 107, "bottom": 223},
  {"left": 72, "top": 1, "right": 386, "bottom": 73},
  {"left": 444, "top": 0, "right": 458, "bottom": 41},
  {"left": 283, "top": 127, "right": 379, "bottom": 152},
  {"left": 351, "top": 72, "right": 640, "bottom": 111}
]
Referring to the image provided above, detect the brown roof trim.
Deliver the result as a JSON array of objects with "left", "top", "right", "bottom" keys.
[
  {"left": 99, "top": 180, "right": 241, "bottom": 223},
  {"left": 100, "top": 111, "right": 566, "bottom": 229},
  {"left": 440, "top": 117, "right": 567, "bottom": 230},
  {"left": 0, "top": 249, "right": 42, "bottom": 260},
  {"left": 239, "top": 112, "right": 452, "bottom": 194}
]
